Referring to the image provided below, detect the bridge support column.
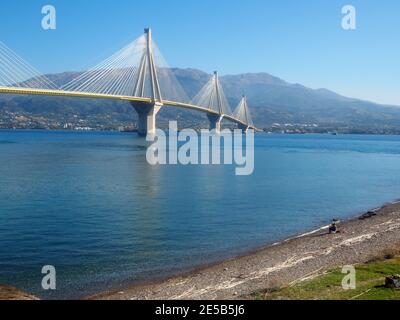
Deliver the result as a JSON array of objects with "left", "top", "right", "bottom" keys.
[
  {"left": 132, "top": 102, "right": 162, "bottom": 137},
  {"left": 207, "top": 114, "right": 223, "bottom": 133}
]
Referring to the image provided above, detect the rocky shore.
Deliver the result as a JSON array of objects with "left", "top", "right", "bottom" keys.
[
  {"left": 2, "top": 202, "right": 400, "bottom": 301},
  {"left": 89, "top": 202, "right": 400, "bottom": 300},
  {"left": 0, "top": 285, "right": 38, "bottom": 300}
]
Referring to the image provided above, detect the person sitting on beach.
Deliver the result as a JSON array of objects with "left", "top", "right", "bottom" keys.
[{"left": 329, "top": 219, "right": 339, "bottom": 234}]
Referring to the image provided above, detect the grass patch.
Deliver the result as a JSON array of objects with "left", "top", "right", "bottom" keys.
[{"left": 253, "top": 256, "right": 400, "bottom": 300}]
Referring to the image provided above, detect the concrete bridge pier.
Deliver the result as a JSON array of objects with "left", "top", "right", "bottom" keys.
[
  {"left": 131, "top": 102, "right": 162, "bottom": 137},
  {"left": 238, "top": 123, "right": 250, "bottom": 133},
  {"left": 207, "top": 114, "right": 223, "bottom": 133}
]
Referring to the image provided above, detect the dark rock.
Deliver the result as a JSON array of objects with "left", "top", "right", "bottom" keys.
[
  {"left": 359, "top": 211, "right": 377, "bottom": 220},
  {"left": 385, "top": 275, "right": 400, "bottom": 289}
]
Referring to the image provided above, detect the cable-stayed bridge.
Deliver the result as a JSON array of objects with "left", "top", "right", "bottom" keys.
[{"left": 0, "top": 28, "right": 258, "bottom": 136}]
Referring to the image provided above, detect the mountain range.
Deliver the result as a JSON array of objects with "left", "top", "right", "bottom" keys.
[{"left": 1, "top": 68, "right": 400, "bottom": 133}]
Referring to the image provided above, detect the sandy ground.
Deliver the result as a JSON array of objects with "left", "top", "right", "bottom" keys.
[
  {"left": 0, "top": 285, "right": 39, "bottom": 300},
  {"left": 89, "top": 202, "right": 400, "bottom": 300}
]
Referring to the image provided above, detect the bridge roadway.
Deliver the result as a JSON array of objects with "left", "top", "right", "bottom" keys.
[{"left": 0, "top": 86, "right": 259, "bottom": 131}]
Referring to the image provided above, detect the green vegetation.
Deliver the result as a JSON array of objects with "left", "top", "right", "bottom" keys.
[{"left": 253, "top": 256, "right": 400, "bottom": 300}]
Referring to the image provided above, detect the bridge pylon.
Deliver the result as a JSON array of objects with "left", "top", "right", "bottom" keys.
[
  {"left": 234, "top": 95, "right": 253, "bottom": 132},
  {"left": 131, "top": 28, "right": 163, "bottom": 137},
  {"left": 207, "top": 71, "right": 224, "bottom": 133}
]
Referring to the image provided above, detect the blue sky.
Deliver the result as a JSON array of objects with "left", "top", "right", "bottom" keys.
[{"left": 1, "top": 0, "right": 399, "bottom": 105}]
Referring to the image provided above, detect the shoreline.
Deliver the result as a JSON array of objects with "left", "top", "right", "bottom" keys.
[
  {"left": 4, "top": 129, "right": 400, "bottom": 137},
  {"left": 88, "top": 201, "right": 400, "bottom": 300}
]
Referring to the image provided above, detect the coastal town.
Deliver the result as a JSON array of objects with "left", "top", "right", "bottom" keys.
[
  {"left": 0, "top": 109, "right": 136, "bottom": 132},
  {"left": 3, "top": 109, "right": 400, "bottom": 135}
]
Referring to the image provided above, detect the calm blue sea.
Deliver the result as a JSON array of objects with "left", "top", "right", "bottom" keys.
[{"left": 1, "top": 130, "right": 400, "bottom": 299}]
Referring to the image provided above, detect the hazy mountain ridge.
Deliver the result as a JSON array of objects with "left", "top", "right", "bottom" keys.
[{"left": 1, "top": 68, "right": 400, "bottom": 132}]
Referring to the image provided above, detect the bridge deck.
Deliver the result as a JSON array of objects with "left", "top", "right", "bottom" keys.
[{"left": 0, "top": 86, "right": 259, "bottom": 130}]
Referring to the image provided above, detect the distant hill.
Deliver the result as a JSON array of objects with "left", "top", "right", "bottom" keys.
[{"left": 1, "top": 68, "right": 400, "bottom": 132}]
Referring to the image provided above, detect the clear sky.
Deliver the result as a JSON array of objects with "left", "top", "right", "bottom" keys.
[{"left": 1, "top": 0, "right": 399, "bottom": 105}]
